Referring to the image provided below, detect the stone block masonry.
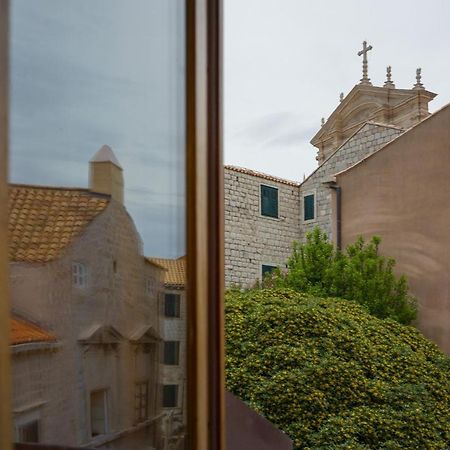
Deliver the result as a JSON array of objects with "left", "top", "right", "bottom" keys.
[
  {"left": 224, "top": 166, "right": 301, "bottom": 288},
  {"left": 299, "top": 122, "right": 404, "bottom": 241}
]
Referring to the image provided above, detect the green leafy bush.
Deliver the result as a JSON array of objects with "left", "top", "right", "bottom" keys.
[
  {"left": 269, "top": 228, "right": 416, "bottom": 324},
  {"left": 225, "top": 288, "right": 450, "bottom": 449}
]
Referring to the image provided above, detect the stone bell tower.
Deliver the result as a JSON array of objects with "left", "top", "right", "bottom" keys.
[
  {"left": 89, "top": 145, "right": 124, "bottom": 203},
  {"left": 311, "top": 41, "right": 437, "bottom": 164}
]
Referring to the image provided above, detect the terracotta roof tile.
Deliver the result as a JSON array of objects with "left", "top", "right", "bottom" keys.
[
  {"left": 146, "top": 256, "right": 186, "bottom": 287},
  {"left": 9, "top": 184, "right": 110, "bottom": 263},
  {"left": 10, "top": 316, "right": 56, "bottom": 345}
]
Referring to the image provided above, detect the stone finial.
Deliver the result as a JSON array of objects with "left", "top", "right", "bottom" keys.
[
  {"left": 413, "top": 67, "right": 425, "bottom": 90},
  {"left": 357, "top": 41, "right": 373, "bottom": 85},
  {"left": 321, "top": 117, "right": 325, "bottom": 127},
  {"left": 383, "top": 66, "right": 395, "bottom": 88},
  {"left": 339, "top": 92, "right": 344, "bottom": 102}
]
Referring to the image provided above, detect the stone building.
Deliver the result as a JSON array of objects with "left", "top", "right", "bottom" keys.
[
  {"left": 147, "top": 255, "right": 187, "bottom": 447},
  {"left": 224, "top": 44, "right": 437, "bottom": 289},
  {"left": 224, "top": 43, "right": 450, "bottom": 358},
  {"left": 224, "top": 165, "right": 300, "bottom": 287},
  {"left": 9, "top": 145, "right": 164, "bottom": 448}
]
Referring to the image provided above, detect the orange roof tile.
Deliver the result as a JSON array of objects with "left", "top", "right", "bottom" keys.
[
  {"left": 9, "top": 184, "right": 110, "bottom": 263},
  {"left": 10, "top": 315, "right": 56, "bottom": 345},
  {"left": 146, "top": 256, "right": 186, "bottom": 287}
]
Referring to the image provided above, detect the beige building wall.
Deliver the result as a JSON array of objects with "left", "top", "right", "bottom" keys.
[
  {"left": 335, "top": 103, "right": 450, "bottom": 354},
  {"left": 224, "top": 166, "right": 300, "bottom": 287},
  {"left": 10, "top": 200, "right": 164, "bottom": 446}
]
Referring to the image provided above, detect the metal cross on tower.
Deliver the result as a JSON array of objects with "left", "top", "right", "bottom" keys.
[{"left": 357, "top": 41, "right": 373, "bottom": 85}]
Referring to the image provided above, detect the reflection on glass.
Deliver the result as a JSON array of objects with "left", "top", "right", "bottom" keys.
[{"left": 9, "top": 1, "right": 186, "bottom": 449}]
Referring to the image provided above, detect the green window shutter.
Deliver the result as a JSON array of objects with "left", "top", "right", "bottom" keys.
[
  {"left": 165, "top": 294, "right": 180, "bottom": 317},
  {"left": 262, "top": 264, "right": 277, "bottom": 278},
  {"left": 261, "top": 185, "right": 278, "bottom": 218},
  {"left": 164, "top": 341, "right": 180, "bottom": 365},
  {"left": 163, "top": 385, "right": 178, "bottom": 407},
  {"left": 304, "top": 194, "right": 315, "bottom": 220}
]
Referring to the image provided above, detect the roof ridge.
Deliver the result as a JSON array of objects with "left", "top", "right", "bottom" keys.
[
  {"left": 10, "top": 183, "right": 111, "bottom": 198},
  {"left": 224, "top": 165, "right": 300, "bottom": 186}
]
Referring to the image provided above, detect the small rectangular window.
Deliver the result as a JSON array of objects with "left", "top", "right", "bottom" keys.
[
  {"left": 134, "top": 381, "right": 149, "bottom": 424},
  {"left": 304, "top": 194, "right": 315, "bottom": 221},
  {"left": 262, "top": 264, "right": 277, "bottom": 279},
  {"left": 261, "top": 185, "right": 278, "bottom": 218},
  {"left": 165, "top": 293, "right": 181, "bottom": 317},
  {"left": 17, "top": 420, "right": 39, "bottom": 443},
  {"left": 72, "top": 262, "right": 87, "bottom": 288},
  {"left": 164, "top": 341, "right": 180, "bottom": 365},
  {"left": 163, "top": 384, "right": 178, "bottom": 408}
]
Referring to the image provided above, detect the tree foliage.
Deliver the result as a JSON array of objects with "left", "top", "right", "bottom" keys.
[
  {"left": 268, "top": 228, "right": 416, "bottom": 324},
  {"left": 225, "top": 288, "right": 450, "bottom": 449}
]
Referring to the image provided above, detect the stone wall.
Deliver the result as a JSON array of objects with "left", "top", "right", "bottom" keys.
[
  {"left": 224, "top": 166, "right": 300, "bottom": 287},
  {"left": 300, "top": 123, "right": 404, "bottom": 241}
]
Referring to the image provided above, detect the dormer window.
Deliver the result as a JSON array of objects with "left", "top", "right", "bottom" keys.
[{"left": 72, "top": 262, "right": 87, "bottom": 288}]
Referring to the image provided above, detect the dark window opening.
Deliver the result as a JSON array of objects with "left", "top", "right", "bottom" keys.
[
  {"left": 134, "top": 381, "right": 149, "bottom": 424},
  {"left": 163, "top": 384, "right": 178, "bottom": 408},
  {"left": 165, "top": 293, "right": 181, "bottom": 317},
  {"left": 261, "top": 185, "right": 278, "bottom": 218},
  {"left": 17, "top": 420, "right": 39, "bottom": 443},
  {"left": 262, "top": 264, "right": 277, "bottom": 279},
  {"left": 304, "top": 194, "right": 315, "bottom": 220},
  {"left": 164, "top": 341, "right": 180, "bottom": 365}
]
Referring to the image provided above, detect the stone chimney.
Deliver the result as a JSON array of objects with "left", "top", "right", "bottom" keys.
[{"left": 89, "top": 145, "right": 124, "bottom": 204}]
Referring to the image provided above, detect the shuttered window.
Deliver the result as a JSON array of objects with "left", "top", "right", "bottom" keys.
[
  {"left": 165, "top": 294, "right": 181, "bottom": 317},
  {"left": 260, "top": 185, "right": 278, "bottom": 218},
  {"left": 262, "top": 265, "right": 277, "bottom": 279},
  {"left": 164, "top": 341, "right": 180, "bottom": 365},
  {"left": 304, "top": 194, "right": 315, "bottom": 221},
  {"left": 163, "top": 385, "right": 178, "bottom": 408}
]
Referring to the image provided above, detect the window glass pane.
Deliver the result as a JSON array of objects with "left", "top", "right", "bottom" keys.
[{"left": 9, "top": 1, "right": 187, "bottom": 448}]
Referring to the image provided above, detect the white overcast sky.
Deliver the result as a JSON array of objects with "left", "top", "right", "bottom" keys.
[
  {"left": 224, "top": 0, "right": 450, "bottom": 182},
  {"left": 9, "top": 1, "right": 450, "bottom": 258}
]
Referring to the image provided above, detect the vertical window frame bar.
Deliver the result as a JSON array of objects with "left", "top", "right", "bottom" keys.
[
  {"left": 186, "top": 0, "right": 224, "bottom": 449},
  {"left": 0, "top": 1, "right": 11, "bottom": 448}
]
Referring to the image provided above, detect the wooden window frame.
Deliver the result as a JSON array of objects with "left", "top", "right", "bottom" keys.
[{"left": 0, "top": 0, "right": 224, "bottom": 449}]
